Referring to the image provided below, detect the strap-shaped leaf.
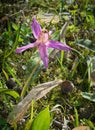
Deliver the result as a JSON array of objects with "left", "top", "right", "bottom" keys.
[
  {"left": 7, "top": 79, "right": 63, "bottom": 125},
  {"left": 75, "top": 39, "right": 95, "bottom": 52},
  {"left": 81, "top": 92, "right": 95, "bottom": 102},
  {"left": 0, "top": 88, "right": 19, "bottom": 99}
]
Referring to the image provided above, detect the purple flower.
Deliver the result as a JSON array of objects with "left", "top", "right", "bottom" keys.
[{"left": 16, "top": 18, "right": 72, "bottom": 69}]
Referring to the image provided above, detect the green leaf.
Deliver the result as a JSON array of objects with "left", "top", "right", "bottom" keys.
[
  {"left": 0, "top": 88, "right": 19, "bottom": 99},
  {"left": 75, "top": 39, "right": 95, "bottom": 52},
  {"left": 31, "top": 106, "right": 50, "bottom": 130},
  {"left": 0, "top": 88, "right": 7, "bottom": 92},
  {"left": 5, "top": 63, "right": 22, "bottom": 87},
  {"left": 4, "top": 90, "right": 19, "bottom": 99},
  {"left": 81, "top": 92, "right": 95, "bottom": 102},
  {"left": 12, "top": 23, "right": 19, "bottom": 31},
  {"left": 74, "top": 107, "right": 79, "bottom": 127},
  {"left": 18, "top": 37, "right": 23, "bottom": 42},
  {"left": 84, "top": 119, "right": 95, "bottom": 129},
  {"left": 50, "top": 30, "right": 60, "bottom": 40}
]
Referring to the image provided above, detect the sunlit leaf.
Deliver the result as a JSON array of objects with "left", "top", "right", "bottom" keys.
[
  {"left": 0, "top": 88, "right": 19, "bottom": 99},
  {"left": 4, "top": 90, "right": 19, "bottom": 99},
  {"left": 84, "top": 119, "right": 95, "bottom": 129},
  {"left": 12, "top": 23, "right": 19, "bottom": 31},
  {"left": 2, "top": 68, "right": 9, "bottom": 80},
  {"left": 74, "top": 107, "right": 79, "bottom": 127},
  {"left": 31, "top": 106, "right": 50, "bottom": 130},
  {"left": 18, "top": 37, "right": 23, "bottom": 42}
]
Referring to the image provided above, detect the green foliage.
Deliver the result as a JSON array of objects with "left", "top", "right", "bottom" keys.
[
  {"left": 82, "top": 119, "right": 95, "bottom": 130},
  {"left": 21, "top": 48, "right": 53, "bottom": 97},
  {"left": 1, "top": 0, "right": 95, "bottom": 129},
  {"left": 24, "top": 100, "right": 34, "bottom": 130},
  {"left": 5, "top": 63, "right": 22, "bottom": 87},
  {"left": 0, "top": 88, "right": 19, "bottom": 99},
  {"left": 1, "top": 21, "right": 32, "bottom": 69},
  {"left": 31, "top": 106, "right": 50, "bottom": 130},
  {"left": 0, "top": 118, "right": 10, "bottom": 130},
  {"left": 75, "top": 39, "right": 95, "bottom": 52},
  {"left": 81, "top": 92, "right": 95, "bottom": 102},
  {"left": 74, "top": 107, "right": 79, "bottom": 127}
]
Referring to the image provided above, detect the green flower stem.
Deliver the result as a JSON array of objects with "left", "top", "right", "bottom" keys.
[{"left": 21, "top": 59, "right": 41, "bottom": 98}]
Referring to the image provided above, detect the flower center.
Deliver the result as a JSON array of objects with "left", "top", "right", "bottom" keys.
[{"left": 37, "top": 30, "right": 49, "bottom": 44}]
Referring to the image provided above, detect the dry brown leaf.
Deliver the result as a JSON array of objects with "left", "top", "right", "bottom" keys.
[
  {"left": 7, "top": 79, "right": 63, "bottom": 125},
  {"left": 72, "top": 126, "right": 90, "bottom": 130},
  {"left": 36, "top": 13, "right": 59, "bottom": 24}
]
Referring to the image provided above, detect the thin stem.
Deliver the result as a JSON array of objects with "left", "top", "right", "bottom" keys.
[{"left": 21, "top": 59, "right": 41, "bottom": 98}]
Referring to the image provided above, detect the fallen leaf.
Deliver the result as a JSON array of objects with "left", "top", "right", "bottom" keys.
[
  {"left": 7, "top": 79, "right": 63, "bottom": 125},
  {"left": 72, "top": 126, "right": 90, "bottom": 130}
]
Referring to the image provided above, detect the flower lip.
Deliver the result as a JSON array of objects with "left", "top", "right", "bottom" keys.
[{"left": 36, "top": 30, "right": 49, "bottom": 44}]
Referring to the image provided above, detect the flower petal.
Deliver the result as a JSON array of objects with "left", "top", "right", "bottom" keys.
[
  {"left": 39, "top": 44, "right": 48, "bottom": 69},
  {"left": 32, "top": 18, "right": 42, "bottom": 39},
  {"left": 47, "top": 40, "right": 72, "bottom": 51},
  {"left": 15, "top": 42, "right": 38, "bottom": 53}
]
